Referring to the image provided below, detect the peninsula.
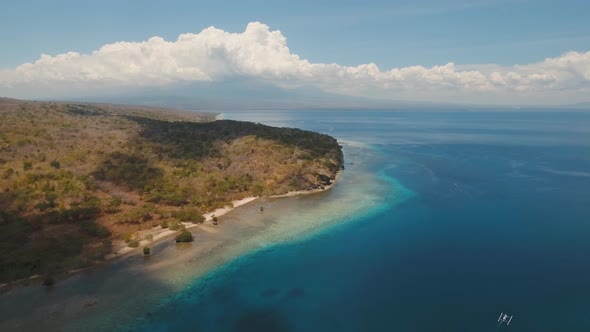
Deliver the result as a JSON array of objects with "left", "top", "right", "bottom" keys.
[{"left": 0, "top": 98, "right": 343, "bottom": 285}]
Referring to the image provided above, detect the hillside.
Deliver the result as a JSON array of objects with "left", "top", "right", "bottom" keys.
[{"left": 0, "top": 98, "right": 343, "bottom": 284}]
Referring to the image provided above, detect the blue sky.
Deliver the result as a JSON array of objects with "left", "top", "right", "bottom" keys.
[{"left": 1, "top": 0, "right": 589, "bottom": 106}]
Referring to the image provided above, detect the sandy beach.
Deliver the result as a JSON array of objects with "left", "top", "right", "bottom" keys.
[
  {"left": 0, "top": 173, "right": 341, "bottom": 291},
  {"left": 108, "top": 170, "right": 342, "bottom": 260},
  {"left": 107, "top": 196, "right": 260, "bottom": 259},
  {"left": 0, "top": 168, "right": 343, "bottom": 292}
]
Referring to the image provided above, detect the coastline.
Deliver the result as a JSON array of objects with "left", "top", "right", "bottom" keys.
[
  {"left": 106, "top": 196, "right": 260, "bottom": 259},
  {"left": 0, "top": 140, "right": 388, "bottom": 332},
  {"left": 108, "top": 170, "right": 342, "bottom": 260},
  {"left": 0, "top": 172, "right": 342, "bottom": 292},
  {"left": 0, "top": 167, "right": 342, "bottom": 294}
]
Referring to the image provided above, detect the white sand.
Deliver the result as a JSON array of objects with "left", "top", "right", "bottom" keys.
[
  {"left": 109, "top": 196, "right": 260, "bottom": 258},
  {"left": 106, "top": 171, "right": 342, "bottom": 259},
  {"left": 109, "top": 171, "right": 342, "bottom": 259},
  {"left": 202, "top": 196, "right": 259, "bottom": 221}
]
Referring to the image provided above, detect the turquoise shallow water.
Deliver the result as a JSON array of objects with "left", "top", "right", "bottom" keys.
[
  {"left": 2, "top": 110, "right": 590, "bottom": 332},
  {"left": 126, "top": 110, "right": 590, "bottom": 331}
]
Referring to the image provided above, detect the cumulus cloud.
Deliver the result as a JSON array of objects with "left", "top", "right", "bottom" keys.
[{"left": 1, "top": 22, "right": 589, "bottom": 104}]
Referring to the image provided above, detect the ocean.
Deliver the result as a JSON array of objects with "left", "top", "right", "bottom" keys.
[{"left": 2, "top": 109, "right": 590, "bottom": 331}]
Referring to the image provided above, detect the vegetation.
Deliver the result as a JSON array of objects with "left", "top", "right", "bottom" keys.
[
  {"left": 172, "top": 208, "right": 205, "bottom": 224},
  {"left": 175, "top": 231, "right": 193, "bottom": 243},
  {"left": 0, "top": 98, "right": 343, "bottom": 283},
  {"left": 143, "top": 246, "right": 151, "bottom": 255}
]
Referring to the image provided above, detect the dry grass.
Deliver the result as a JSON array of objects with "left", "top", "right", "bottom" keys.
[{"left": 0, "top": 98, "right": 343, "bottom": 283}]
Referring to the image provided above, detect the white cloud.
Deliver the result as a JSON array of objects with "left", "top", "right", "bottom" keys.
[{"left": 1, "top": 22, "right": 590, "bottom": 104}]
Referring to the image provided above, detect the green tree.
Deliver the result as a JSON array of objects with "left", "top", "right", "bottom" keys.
[
  {"left": 175, "top": 231, "right": 193, "bottom": 243},
  {"left": 45, "top": 192, "right": 58, "bottom": 207},
  {"left": 172, "top": 208, "right": 205, "bottom": 223}
]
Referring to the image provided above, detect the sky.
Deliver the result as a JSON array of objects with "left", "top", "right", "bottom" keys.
[{"left": 1, "top": 0, "right": 589, "bottom": 107}]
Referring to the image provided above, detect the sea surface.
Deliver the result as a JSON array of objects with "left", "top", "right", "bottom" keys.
[
  {"left": 130, "top": 110, "right": 590, "bottom": 331},
  {"left": 3, "top": 109, "right": 590, "bottom": 331}
]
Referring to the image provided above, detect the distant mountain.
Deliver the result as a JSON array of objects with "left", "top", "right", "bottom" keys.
[
  {"left": 565, "top": 102, "right": 590, "bottom": 110},
  {"left": 40, "top": 80, "right": 496, "bottom": 111},
  {"left": 21, "top": 80, "right": 589, "bottom": 111}
]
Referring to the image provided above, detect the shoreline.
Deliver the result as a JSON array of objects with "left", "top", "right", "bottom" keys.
[
  {"left": 106, "top": 196, "right": 260, "bottom": 259},
  {"left": 109, "top": 169, "right": 342, "bottom": 259},
  {"left": 0, "top": 140, "right": 388, "bottom": 332},
  {"left": 0, "top": 170, "right": 343, "bottom": 291}
]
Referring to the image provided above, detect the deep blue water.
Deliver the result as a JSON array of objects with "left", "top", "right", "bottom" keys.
[{"left": 132, "top": 110, "right": 590, "bottom": 331}]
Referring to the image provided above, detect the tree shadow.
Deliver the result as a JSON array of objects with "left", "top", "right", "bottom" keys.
[
  {"left": 125, "top": 116, "right": 343, "bottom": 166},
  {"left": 93, "top": 151, "right": 164, "bottom": 191}
]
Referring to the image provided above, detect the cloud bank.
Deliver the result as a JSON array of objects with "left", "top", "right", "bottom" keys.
[{"left": 1, "top": 22, "right": 589, "bottom": 105}]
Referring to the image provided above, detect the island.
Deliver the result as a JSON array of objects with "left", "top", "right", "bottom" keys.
[{"left": 0, "top": 98, "right": 343, "bottom": 286}]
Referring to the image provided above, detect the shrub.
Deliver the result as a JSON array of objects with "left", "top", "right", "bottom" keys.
[
  {"left": 172, "top": 208, "right": 205, "bottom": 224},
  {"left": 169, "top": 220, "right": 185, "bottom": 231},
  {"left": 50, "top": 160, "right": 61, "bottom": 169},
  {"left": 145, "top": 190, "right": 188, "bottom": 206},
  {"left": 175, "top": 231, "right": 193, "bottom": 243},
  {"left": 124, "top": 233, "right": 133, "bottom": 243},
  {"left": 144, "top": 234, "right": 154, "bottom": 242},
  {"left": 79, "top": 175, "right": 97, "bottom": 190},
  {"left": 45, "top": 192, "right": 58, "bottom": 206},
  {"left": 116, "top": 205, "right": 154, "bottom": 224},
  {"left": 105, "top": 197, "right": 122, "bottom": 213},
  {"left": 128, "top": 240, "right": 140, "bottom": 248},
  {"left": 82, "top": 195, "right": 101, "bottom": 209},
  {"left": 169, "top": 221, "right": 180, "bottom": 231},
  {"left": 143, "top": 246, "right": 151, "bottom": 255},
  {"left": 252, "top": 183, "right": 263, "bottom": 196},
  {"left": 191, "top": 216, "right": 205, "bottom": 224},
  {"left": 23, "top": 161, "right": 33, "bottom": 171},
  {"left": 35, "top": 202, "right": 52, "bottom": 212}
]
